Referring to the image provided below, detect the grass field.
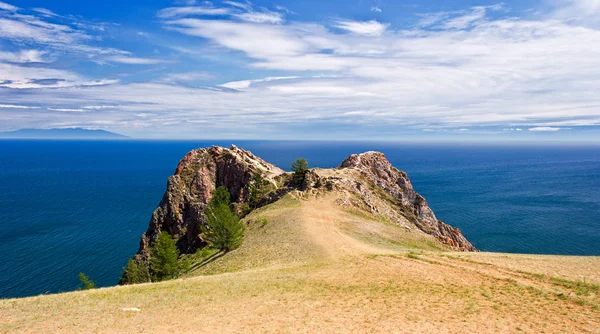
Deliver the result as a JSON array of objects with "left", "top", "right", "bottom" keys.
[{"left": 1, "top": 193, "right": 598, "bottom": 333}]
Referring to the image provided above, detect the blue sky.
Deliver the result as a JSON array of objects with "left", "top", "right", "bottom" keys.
[{"left": 1, "top": 0, "right": 600, "bottom": 140}]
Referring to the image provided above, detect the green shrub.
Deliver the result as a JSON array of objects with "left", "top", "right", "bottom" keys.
[
  {"left": 257, "top": 216, "right": 269, "bottom": 227},
  {"left": 121, "top": 259, "right": 151, "bottom": 284},
  {"left": 325, "top": 180, "right": 334, "bottom": 191},
  {"left": 78, "top": 272, "right": 96, "bottom": 290},
  {"left": 150, "top": 231, "right": 181, "bottom": 281},
  {"left": 202, "top": 186, "right": 244, "bottom": 252},
  {"left": 407, "top": 252, "right": 420, "bottom": 259}
]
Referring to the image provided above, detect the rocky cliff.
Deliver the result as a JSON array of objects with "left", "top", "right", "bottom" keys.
[
  {"left": 135, "top": 145, "right": 285, "bottom": 261},
  {"left": 132, "top": 145, "right": 476, "bottom": 266},
  {"left": 339, "top": 152, "right": 477, "bottom": 251}
]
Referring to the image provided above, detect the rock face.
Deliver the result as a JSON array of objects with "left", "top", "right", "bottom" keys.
[
  {"left": 132, "top": 146, "right": 476, "bottom": 267},
  {"left": 136, "top": 145, "right": 285, "bottom": 261},
  {"left": 339, "top": 152, "right": 477, "bottom": 251}
]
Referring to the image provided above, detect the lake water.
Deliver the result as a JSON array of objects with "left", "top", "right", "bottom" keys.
[{"left": 1, "top": 140, "right": 599, "bottom": 298}]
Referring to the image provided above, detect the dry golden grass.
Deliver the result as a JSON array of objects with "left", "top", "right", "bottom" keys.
[{"left": 1, "top": 193, "right": 598, "bottom": 333}]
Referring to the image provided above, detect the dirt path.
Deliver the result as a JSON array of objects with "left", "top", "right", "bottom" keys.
[{"left": 299, "top": 196, "right": 396, "bottom": 260}]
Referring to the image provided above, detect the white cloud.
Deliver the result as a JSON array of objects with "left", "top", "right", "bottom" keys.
[
  {"left": 165, "top": 19, "right": 308, "bottom": 58},
  {"left": 157, "top": 6, "right": 230, "bottom": 18},
  {"left": 220, "top": 76, "right": 298, "bottom": 89},
  {"left": 161, "top": 72, "right": 214, "bottom": 83},
  {"left": 0, "top": 14, "right": 128, "bottom": 59},
  {"left": 224, "top": 1, "right": 252, "bottom": 11},
  {"left": 83, "top": 105, "right": 120, "bottom": 110},
  {"left": 0, "top": 49, "right": 47, "bottom": 63},
  {"left": 334, "top": 20, "right": 389, "bottom": 36},
  {"left": 47, "top": 108, "right": 85, "bottom": 112},
  {"left": 529, "top": 127, "right": 562, "bottom": 132},
  {"left": 371, "top": 6, "right": 382, "bottom": 13},
  {"left": 275, "top": 5, "right": 293, "bottom": 14},
  {"left": 32, "top": 8, "right": 59, "bottom": 17},
  {"left": 441, "top": 7, "right": 488, "bottom": 30},
  {"left": 547, "top": 0, "right": 600, "bottom": 27},
  {"left": 233, "top": 11, "right": 283, "bottom": 24},
  {"left": 0, "top": 1, "right": 17, "bottom": 11},
  {"left": 0, "top": 104, "right": 39, "bottom": 109},
  {"left": 106, "top": 56, "right": 164, "bottom": 65},
  {"left": 0, "top": 63, "right": 118, "bottom": 89}
]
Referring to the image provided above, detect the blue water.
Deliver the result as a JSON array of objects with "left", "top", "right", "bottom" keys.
[{"left": 0, "top": 140, "right": 599, "bottom": 298}]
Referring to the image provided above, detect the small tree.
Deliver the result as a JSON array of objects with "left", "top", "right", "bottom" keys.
[
  {"left": 291, "top": 158, "right": 309, "bottom": 188},
  {"left": 249, "top": 171, "right": 269, "bottom": 208},
  {"left": 201, "top": 186, "right": 244, "bottom": 252},
  {"left": 150, "top": 231, "right": 181, "bottom": 281},
  {"left": 291, "top": 158, "right": 309, "bottom": 174},
  {"left": 121, "top": 259, "right": 151, "bottom": 284},
  {"left": 78, "top": 272, "right": 96, "bottom": 290},
  {"left": 211, "top": 186, "right": 231, "bottom": 208}
]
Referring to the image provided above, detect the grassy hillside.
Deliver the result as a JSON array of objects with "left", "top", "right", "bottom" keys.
[{"left": 1, "top": 192, "right": 598, "bottom": 333}]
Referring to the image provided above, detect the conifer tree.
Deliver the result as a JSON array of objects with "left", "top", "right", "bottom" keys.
[
  {"left": 121, "top": 258, "right": 151, "bottom": 284},
  {"left": 78, "top": 272, "right": 96, "bottom": 290},
  {"left": 150, "top": 231, "right": 180, "bottom": 281},
  {"left": 201, "top": 186, "right": 244, "bottom": 252}
]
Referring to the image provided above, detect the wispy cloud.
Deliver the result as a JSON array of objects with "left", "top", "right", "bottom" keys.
[
  {"left": 0, "top": 49, "right": 48, "bottom": 63},
  {"left": 233, "top": 11, "right": 283, "bottom": 24},
  {"left": 547, "top": 0, "right": 600, "bottom": 27},
  {"left": 47, "top": 108, "right": 85, "bottom": 112},
  {"left": 157, "top": 6, "right": 230, "bottom": 18},
  {"left": 106, "top": 56, "right": 165, "bottom": 65},
  {"left": 160, "top": 72, "right": 214, "bottom": 83},
  {"left": 529, "top": 127, "right": 562, "bottom": 132},
  {"left": 0, "top": 1, "right": 17, "bottom": 11},
  {"left": 1, "top": 0, "right": 600, "bottom": 139},
  {"left": 0, "top": 104, "right": 40, "bottom": 109},
  {"left": 334, "top": 20, "right": 389, "bottom": 36}
]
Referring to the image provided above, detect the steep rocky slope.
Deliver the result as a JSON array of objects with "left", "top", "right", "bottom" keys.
[
  {"left": 136, "top": 145, "right": 285, "bottom": 261},
  {"left": 133, "top": 145, "right": 475, "bottom": 268},
  {"left": 339, "top": 151, "right": 476, "bottom": 251}
]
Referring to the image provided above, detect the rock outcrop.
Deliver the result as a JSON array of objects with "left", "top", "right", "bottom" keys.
[
  {"left": 339, "top": 152, "right": 477, "bottom": 251},
  {"left": 135, "top": 145, "right": 285, "bottom": 261},
  {"left": 131, "top": 145, "right": 476, "bottom": 268}
]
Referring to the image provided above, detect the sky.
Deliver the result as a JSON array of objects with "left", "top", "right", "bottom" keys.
[{"left": 0, "top": 0, "right": 600, "bottom": 141}]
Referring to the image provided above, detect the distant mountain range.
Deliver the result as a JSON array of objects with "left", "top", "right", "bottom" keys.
[{"left": 0, "top": 128, "right": 128, "bottom": 139}]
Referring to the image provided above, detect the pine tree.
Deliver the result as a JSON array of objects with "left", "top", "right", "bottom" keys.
[
  {"left": 291, "top": 158, "right": 309, "bottom": 174},
  {"left": 78, "top": 272, "right": 96, "bottom": 290},
  {"left": 150, "top": 231, "right": 181, "bottom": 281},
  {"left": 201, "top": 186, "right": 244, "bottom": 252},
  {"left": 121, "top": 258, "right": 151, "bottom": 284},
  {"left": 291, "top": 158, "right": 309, "bottom": 188}
]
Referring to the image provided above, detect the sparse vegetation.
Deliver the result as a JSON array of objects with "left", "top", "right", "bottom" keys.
[
  {"left": 78, "top": 272, "right": 96, "bottom": 290},
  {"left": 256, "top": 216, "right": 269, "bottom": 227},
  {"left": 407, "top": 252, "right": 420, "bottom": 259},
  {"left": 201, "top": 186, "right": 244, "bottom": 252}
]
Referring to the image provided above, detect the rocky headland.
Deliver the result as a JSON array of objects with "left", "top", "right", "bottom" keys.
[{"left": 132, "top": 145, "right": 476, "bottom": 268}]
